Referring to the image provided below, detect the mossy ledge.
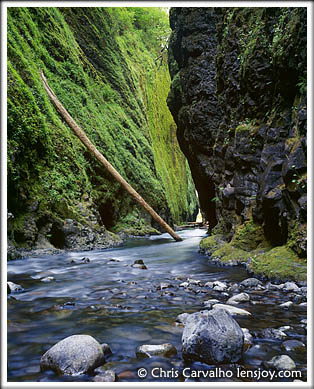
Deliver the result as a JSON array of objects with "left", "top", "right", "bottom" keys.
[{"left": 200, "top": 220, "right": 306, "bottom": 283}]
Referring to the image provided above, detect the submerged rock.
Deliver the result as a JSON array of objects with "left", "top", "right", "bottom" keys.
[
  {"left": 182, "top": 309, "right": 244, "bottom": 364},
  {"left": 136, "top": 343, "right": 177, "bottom": 358},
  {"left": 131, "top": 259, "right": 147, "bottom": 269},
  {"left": 40, "top": 334, "right": 105, "bottom": 375}
]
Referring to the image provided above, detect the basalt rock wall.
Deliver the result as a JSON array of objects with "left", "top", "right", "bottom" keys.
[{"left": 168, "top": 7, "right": 307, "bottom": 257}]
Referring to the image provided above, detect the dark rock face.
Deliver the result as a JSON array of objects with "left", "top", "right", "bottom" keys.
[
  {"left": 168, "top": 7, "right": 307, "bottom": 254},
  {"left": 182, "top": 309, "right": 244, "bottom": 364}
]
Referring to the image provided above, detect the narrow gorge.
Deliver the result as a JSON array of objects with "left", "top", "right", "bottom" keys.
[{"left": 6, "top": 5, "right": 308, "bottom": 385}]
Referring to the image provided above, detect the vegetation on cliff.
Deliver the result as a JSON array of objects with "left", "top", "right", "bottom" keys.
[{"left": 7, "top": 7, "right": 198, "bottom": 252}]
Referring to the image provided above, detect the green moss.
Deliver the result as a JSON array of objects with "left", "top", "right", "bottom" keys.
[
  {"left": 249, "top": 246, "right": 307, "bottom": 281},
  {"left": 199, "top": 234, "right": 225, "bottom": 252},
  {"left": 231, "top": 220, "right": 269, "bottom": 251},
  {"left": 8, "top": 7, "right": 197, "bottom": 242},
  {"left": 212, "top": 243, "right": 253, "bottom": 263}
]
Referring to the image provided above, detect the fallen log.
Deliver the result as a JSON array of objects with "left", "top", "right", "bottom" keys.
[{"left": 39, "top": 70, "right": 182, "bottom": 242}]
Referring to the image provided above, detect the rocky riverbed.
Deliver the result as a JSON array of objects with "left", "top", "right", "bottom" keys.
[{"left": 7, "top": 229, "right": 307, "bottom": 382}]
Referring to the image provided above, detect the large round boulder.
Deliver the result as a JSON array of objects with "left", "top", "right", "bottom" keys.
[
  {"left": 182, "top": 309, "right": 244, "bottom": 364},
  {"left": 40, "top": 334, "right": 105, "bottom": 375}
]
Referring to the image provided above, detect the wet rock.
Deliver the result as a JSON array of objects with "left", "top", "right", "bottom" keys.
[
  {"left": 242, "top": 328, "right": 253, "bottom": 351},
  {"left": 41, "top": 276, "right": 55, "bottom": 282},
  {"left": 204, "top": 299, "right": 220, "bottom": 307},
  {"left": 188, "top": 278, "right": 202, "bottom": 285},
  {"left": 279, "top": 326, "right": 291, "bottom": 332},
  {"left": 81, "top": 257, "right": 90, "bottom": 263},
  {"left": 7, "top": 281, "right": 24, "bottom": 294},
  {"left": 40, "top": 335, "right": 105, "bottom": 375},
  {"left": 213, "top": 280, "right": 228, "bottom": 290},
  {"left": 228, "top": 283, "right": 239, "bottom": 293},
  {"left": 300, "top": 286, "right": 307, "bottom": 296},
  {"left": 212, "top": 303, "right": 251, "bottom": 317},
  {"left": 266, "top": 282, "right": 282, "bottom": 291},
  {"left": 136, "top": 343, "right": 177, "bottom": 358},
  {"left": 282, "top": 339, "right": 305, "bottom": 352},
  {"left": 179, "top": 282, "right": 189, "bottom": 288},
  {"left": 298, "top": 302, "right": 307, "bottom": 308},
  {"left": 283, "top": 282, "right": 301, "bottom": 293},
  {"left": 108, "top": 258, "right": 120, "bottom": 262},
  {"left": 182, "top": 309, "right": 244, "bottom": 364},
  {"left": 279, "top": 301, "right": 293, "bottom": 309},
  {"left": 204, "top": 281, "right": 214, "bottom": 288},
  {"left": 158, "top": 282, "right": 173, "bottom": 290},
  {"left": 131, "top": 259, "right": 147, "bottom": 269},
  {"left": 226, "top": 293, "right": 250, "bottom": 305},
  {"left": 118, "top": 370, "right": 137, "bottom": 379},
  {"left": 100, "top": 343, "right": 112, "bottom": 356},
  {"left": 257, "top": 328, "right": 287, "bottom": 340},
  {"left": 240, "top": 278, "right": 261, "bottom": 288},
  {"left": 93, "top": 370, "right": 116, "bottom": 382},
  {"left": 264, "top": 355, "right": 296, "bottom": 370}
]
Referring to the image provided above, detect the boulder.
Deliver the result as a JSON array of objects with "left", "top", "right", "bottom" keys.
[
  {"left": 212, "top": 303, "right": 251, "bottom": 316},
  {"left": 136, "top": 343, "right": 177, "bottom": 358},
  {"left": 182, "top": 309, "right": 244, "bottom": 364},
  {"left": 40, "top": 335, "right": 105, "bottom": 375},
  {"left": 264, "top": 355, "right": 296, "bottom": 370},
  {"left": 226, "top": 292, "right": 250, "bottom": 305}
]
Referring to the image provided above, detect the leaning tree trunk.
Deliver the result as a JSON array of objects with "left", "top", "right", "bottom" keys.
[{"left": 39, "top": 70, "right": 182, "bottom": 242}]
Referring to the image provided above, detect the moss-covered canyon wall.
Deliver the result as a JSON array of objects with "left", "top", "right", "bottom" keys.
[
  {"left": 167, "top": 7, "right": 307, "bottom": 280},
  {"left": 7, "top": 7, "right": 198, "bottom": 257}
]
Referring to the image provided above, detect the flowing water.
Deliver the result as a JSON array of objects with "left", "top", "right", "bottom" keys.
[{"left": 7, "top": 229, "right": 307, "bottom": 382}]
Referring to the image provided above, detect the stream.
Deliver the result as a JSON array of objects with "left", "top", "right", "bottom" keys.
[{"left": 7, "top": 228, "right": 307, "bottom": 382}]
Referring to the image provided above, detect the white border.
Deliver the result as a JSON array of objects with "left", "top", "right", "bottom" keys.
[{"left": 1, "top": 1, "right": 313, "bottom": 389}]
